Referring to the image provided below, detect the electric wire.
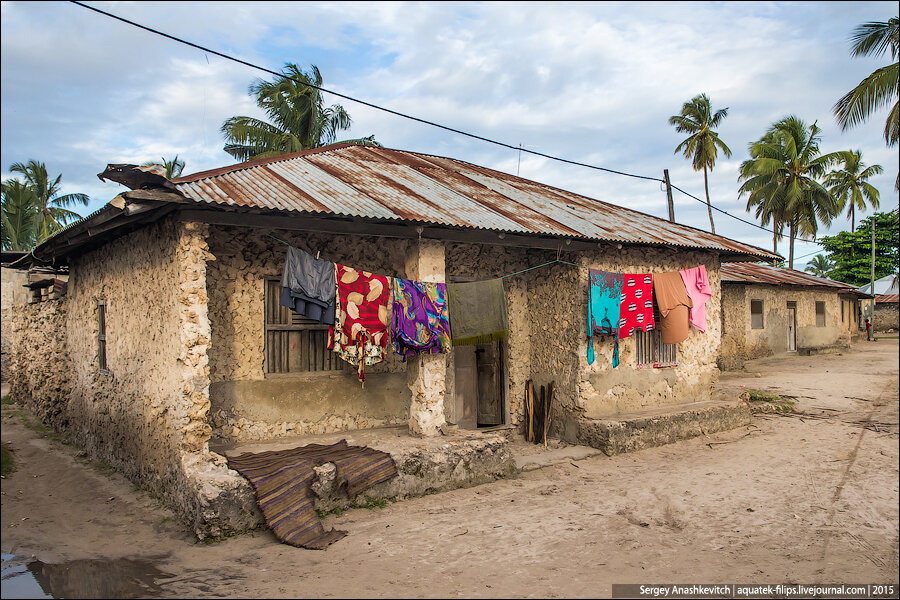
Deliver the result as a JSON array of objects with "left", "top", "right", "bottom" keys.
[{"left": 70, "top": 0, "right": 837, "bottom": 253}]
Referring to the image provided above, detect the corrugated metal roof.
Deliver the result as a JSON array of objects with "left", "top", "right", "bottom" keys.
[
  {"left": 876, "top": 294, "right": 899, "bottom": 303},
  {"left": 172, "top": 143, "right": 778, "bottom": 259},
  {"left": 721, "top": 262, "right": 859, "bottom": 290}
]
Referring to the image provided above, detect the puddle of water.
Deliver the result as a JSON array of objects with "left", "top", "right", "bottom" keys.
[{"left": 1, "top": 553, "right": 173, "bottom": 599}]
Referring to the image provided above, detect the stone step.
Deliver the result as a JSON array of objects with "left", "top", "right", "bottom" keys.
[{"left": 576, "top": 400, "right": 751, "bottom": 456}]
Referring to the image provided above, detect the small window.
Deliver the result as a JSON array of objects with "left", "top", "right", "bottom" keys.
[
  {"left": 841, "top": 301, "right": 845, "bottom": 323},
  {"left": 635, "top": 307, "right": 678, "bottom": 368},
  {"left": 750, "top": 300, "right": 764, "bottom": 329},
  {"left": 265, "top": 279, "right": 342, "bottom": 374},
  {"left": 816, "top": 301, "right": 825, "bottom": 327},
  {"left": 98, "top": 301, "right": 108, "bottom": 374}
]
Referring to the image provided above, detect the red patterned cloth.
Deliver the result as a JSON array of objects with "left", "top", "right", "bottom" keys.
[
  {"left": 618, "top": 273, "right": 655, "bottom": 339},
  {"left": 329, "top": 264, "right": 391, "bottom": 384}
]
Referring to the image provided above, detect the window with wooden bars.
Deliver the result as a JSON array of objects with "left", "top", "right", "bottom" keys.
[
  {"left": 265, "top": 279, "right": 342, "bottom": 374},
  {"left": 635, "top": 307, "right": 678, "bottom": 368},
  {"left": 98, "top": 301, "right": 109, "bottom": 374}
]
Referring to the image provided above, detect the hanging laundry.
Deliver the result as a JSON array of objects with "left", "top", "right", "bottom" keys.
[
  {"left": 618, "top": 273, "right": 655, "bottom": 339},
  {"left": 679, "top": 264, "right": 712, "bottom": 333},
  {"left": 330, "top": 264, "right": 391, "bottom": 383},
  {"left": 390, "top": 278, "right": 451, "bottom": 358},
  {"left": 587, "top": 269, "right": 624, "bottom": 367},
  {"left": 280, "top": 246, "right": 336, "bottom": 325},
  {"left": 446, "top": 278, "right": 508, "bottom": 346},
  {"left": 653, "top": 271, "right": 694, "bottom": 345}
]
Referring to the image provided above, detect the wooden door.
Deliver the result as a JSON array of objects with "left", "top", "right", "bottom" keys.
[
  {"left": 476, "top": 342, "right": 503, "bottom": 426},
  {"left": 786, "top": 302, "right": 797, "bottom": 351},
  {"left": 453, "top": 346, "right": 478, "bottom": 430}
]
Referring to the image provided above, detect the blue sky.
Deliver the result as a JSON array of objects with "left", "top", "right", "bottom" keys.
[{"left": 2, "top": 1, "right": 897, "bottom": 268}]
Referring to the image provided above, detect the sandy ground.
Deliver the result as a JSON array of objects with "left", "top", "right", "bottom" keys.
[{"left": 1, "top": 340, "right": 898, "bottom": 598}]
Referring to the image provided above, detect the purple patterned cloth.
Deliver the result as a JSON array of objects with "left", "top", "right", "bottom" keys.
[{"left": 391, "top": 279, "right": 451, "bottom": 358}]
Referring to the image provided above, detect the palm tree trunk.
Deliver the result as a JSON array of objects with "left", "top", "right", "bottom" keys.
[
  {"left": 850, "top": 204, "right": 855, "bottom": 233},
  {"left": 703, "top": 165, "right": 715, "bottom": 234},
  {"left": 773, "top": 221, "right": 778, "bottom": 255},
  {"left": 788, "top": 220, "right": 796, "bottom": 270}
]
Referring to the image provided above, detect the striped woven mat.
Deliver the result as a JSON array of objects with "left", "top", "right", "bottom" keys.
[{"left": 227, "top": 440, "right": 398, "bottom": 549}]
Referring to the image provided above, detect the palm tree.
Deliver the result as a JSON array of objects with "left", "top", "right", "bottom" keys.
[
  {"left": 824, "top": 149, "right": 882, "bottom": 232},
  {"left": 1, "top": 179, "right": 39, "bottom": 251},
  {"left": 142, "top": 155, "right": 185, "bottom": 179},
  {"left": 833, "top": 17, "right": 899, "bottom": 189},
  {"left": 804, "top": 254, "right": 834, "bottom": 278},
  {"left": 668, "top": 93, "right": 732, "bottom": 234},
  {"left": 9, "top": 161, "right": 88, "bottom": 240},
  {"left": 738, "top": 117, "right": 844, "bottom": 269},
  {"left": 221, "top": 63, "right": 379, "bottom": 162}
]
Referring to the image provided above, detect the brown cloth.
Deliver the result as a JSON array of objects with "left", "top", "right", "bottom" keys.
[
  {"left": 653, "top": 271, "right": 693, "bottom": 345},
  {"left": 228, "top": 440, "right": 398, "bottom": 549}
]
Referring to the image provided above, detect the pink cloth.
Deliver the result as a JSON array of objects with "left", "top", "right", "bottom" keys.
[{"left": 679, "top": 265, "right": 712, "bottom": 333}]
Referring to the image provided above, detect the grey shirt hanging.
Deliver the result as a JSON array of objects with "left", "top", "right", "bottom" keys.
[{"left": 281, "top": 246, "right": 336, "bottom": 303}]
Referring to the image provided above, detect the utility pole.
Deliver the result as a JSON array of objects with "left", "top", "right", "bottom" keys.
[
  {"left": 870, "top": 217, "right": 876, "bottom": 334},
  {"left": 663, "top": 169, "right": 675, "bottom": 223}
]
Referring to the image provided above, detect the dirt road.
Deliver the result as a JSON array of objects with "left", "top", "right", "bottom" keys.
[{"left": 2, "top": 340, "right": 898, "bottom": 598}]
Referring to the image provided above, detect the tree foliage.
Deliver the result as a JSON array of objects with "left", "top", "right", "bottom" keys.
[
  {"left": 738, "top": 116, "right": 844, "bottom": 268},
  {"left": 668, "top": 93, "right": 732, "bottom": 234},
  {"left": 1, "top": 161, "right": 88, "bottom": 251},
  {"left": 833, "top": 17, "right": 899, "bottom": 190},
  {"left": 803, "top": 254, "right": 835, "bottom": 278},
  {"left": 221, "top": 63, "right": 379, "bottom": 162},
  {"left": 819, "top": 210, "right": 899, "bottom": 287},
  {"left": 823, "top": 149, "right": 882, "bottom": 232}
]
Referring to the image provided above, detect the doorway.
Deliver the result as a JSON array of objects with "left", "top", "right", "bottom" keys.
[
  {"left": 786, "top": 301, "right": 797, "bottom": 352},
  {"left": 452, "top": 341, "right": 506, "bottom": 429}
]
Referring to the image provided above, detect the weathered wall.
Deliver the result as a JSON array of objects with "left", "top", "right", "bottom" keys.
[
  {"left": 1, "top": 266, "right": 29, "bottom": 382},
  {"left": 205, "top": 226, "right": 411, "bottom": 441},
  {"left": 568, "top": 247, "right": 722, "bottom": 430},
  {"left": 445, "top": 242, "right": 539, "bottom": 430},
  {"left": 9, "top": 218, "right": 259, "bottom": 538},
  {"left": 719, "top": 283, "right": 850, "bottom": 369},
  {"left": 874, "top": 303, "right": 898, "bottom": 331}
]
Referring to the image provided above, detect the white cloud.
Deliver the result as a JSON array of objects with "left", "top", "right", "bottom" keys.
[{"left": 2, "top": 0, "right": 897, "bottom": 251}]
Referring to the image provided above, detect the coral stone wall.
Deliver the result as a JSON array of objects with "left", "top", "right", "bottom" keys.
[
  {"left": 205, "top": 226, "right": 412, "bottom": 441},
  {"left": 873, "top": 303, "right": 898, "bottom": 331},
  {"left": 567, "top": 247, "right": 723, "bottom": 430},
  {"left": 9, "top": 218, "right": 259, "bottom": 539},
  {"left": 1, "top": 266, "right": 29, "bottom": 382}
]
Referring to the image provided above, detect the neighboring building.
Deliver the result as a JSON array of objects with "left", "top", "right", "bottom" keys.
[
  {"left": 8, "top": 143, "right": 777, "bottom": 537},
  {"left": 719, "top": 262, "right": 870, "bottom": 369},
  {"left": 858, "top": 274, "right": 899, "bottom": 332},
  {"left": 872, "top": 294, "right": 899, "bottom": 332}
]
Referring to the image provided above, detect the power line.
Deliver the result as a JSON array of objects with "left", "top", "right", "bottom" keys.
[{"left": 68, "top": 0, "right": 831, "bottom": 251}]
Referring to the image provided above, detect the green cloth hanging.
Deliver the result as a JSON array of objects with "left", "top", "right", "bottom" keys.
[{"left": 447, "top": 278, "right": 509, "bottom": 346}]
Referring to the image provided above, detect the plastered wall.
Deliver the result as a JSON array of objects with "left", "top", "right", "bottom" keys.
[{"left": 720, "top": 283, "right": 851, "bottom": 368}]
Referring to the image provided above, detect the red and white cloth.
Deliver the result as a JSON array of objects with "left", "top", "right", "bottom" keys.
[{"left": 618, "top": 273, "right": 655, "bottom": 339}]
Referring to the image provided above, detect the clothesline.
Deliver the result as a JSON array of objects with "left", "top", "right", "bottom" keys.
[{"left": 265, "top": 233, "right": 699, "bottom": 283}]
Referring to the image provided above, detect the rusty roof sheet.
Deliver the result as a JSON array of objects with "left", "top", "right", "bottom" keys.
[
  {"left": 171, "top": 143, "right": 777, "bottom": 259},
  {"left": 876, "top": 294, "right": 899, "bottom": 303},
  {"left": 721, "top": 262, "right": 859, "bottom": 290}
]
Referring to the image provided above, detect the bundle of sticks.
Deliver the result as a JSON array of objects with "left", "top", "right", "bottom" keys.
[{"left": 524, "top": 379, "right": 554, "bottom": 446}]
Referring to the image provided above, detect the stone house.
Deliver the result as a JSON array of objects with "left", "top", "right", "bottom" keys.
[
  {"left": 8, "top": 143, "right": 777, "bottom": 536},
  {"left": 872, "top": 294, "right": 899, "bottom": 332},
  {"left": 719, "top": 262, "right": 870, "bottom": 369}
]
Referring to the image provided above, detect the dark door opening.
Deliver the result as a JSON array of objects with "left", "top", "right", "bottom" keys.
[{"left": 453, "top": 341, "right": 505, "bottom": 429}]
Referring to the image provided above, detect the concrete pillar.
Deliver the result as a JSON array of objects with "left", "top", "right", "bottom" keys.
[{"left": 405, "top": 238, "right": 448, "bottom": 437}]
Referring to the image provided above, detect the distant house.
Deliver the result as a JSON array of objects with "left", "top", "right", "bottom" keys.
[
  {"left": 8, "top": 143, "right": 777, "bottom": 537},
  {"left": 719, "top": 262, "right": 871, "bottom": 369},
  {"left": 858, "top": 274, "right": 899, "bottom": 332}
]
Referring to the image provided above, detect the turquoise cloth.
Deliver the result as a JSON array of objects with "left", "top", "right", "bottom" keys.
[{"left": 587, "top": 270, "right": 623, "bottom": 367}]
